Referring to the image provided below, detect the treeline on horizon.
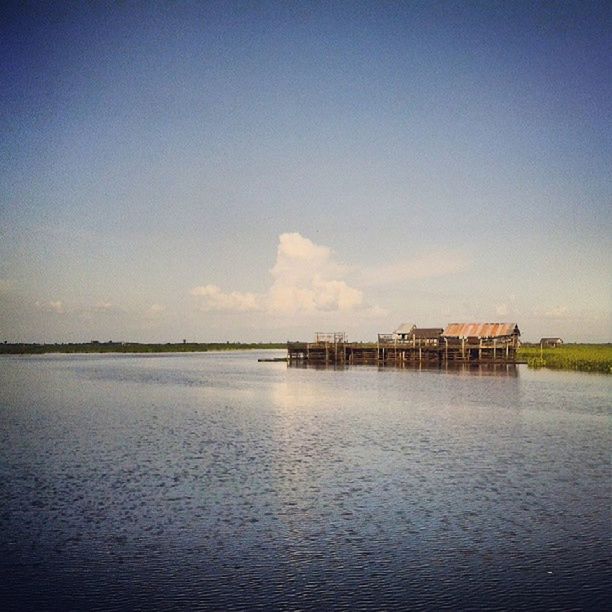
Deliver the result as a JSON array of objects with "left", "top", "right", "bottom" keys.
[{"left": 0, "top": 341, "right": 286, "bottom": 354}]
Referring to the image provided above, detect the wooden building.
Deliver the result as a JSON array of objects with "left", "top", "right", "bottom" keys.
[
  {"left": 540, "top": 337, "right": 563, "bottom": 347},
  {"left": 443, "top": 322, "right": 520, "bottom": 344},
  {"left": 412, "top": 328, "right": 444, "bottom": 346},
  {"left": 393, "top": 323, "right": 416, "bottom": 341},
  {"left": 441, "top": 322, "right": 520, "bottom": 362},
  {"left": 288, "top": 322, "right": 520, "bottom": 366}
]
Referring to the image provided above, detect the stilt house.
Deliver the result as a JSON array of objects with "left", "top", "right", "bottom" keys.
[{"left": 443, "top": 323, "right": 521, "bottom": 348}]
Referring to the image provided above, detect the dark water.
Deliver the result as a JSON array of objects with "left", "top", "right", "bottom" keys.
[{"left": 0, "top": 352, "right": 609, "bottom": 610}]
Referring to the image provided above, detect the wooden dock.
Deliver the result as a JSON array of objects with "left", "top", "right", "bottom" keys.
[{"left": 287, "top": 338, "right": 518, "bottom": 366}]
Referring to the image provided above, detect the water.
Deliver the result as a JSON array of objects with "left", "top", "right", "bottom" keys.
[{"left": 0, "top": 352, "right": 609, "bottom": 610}]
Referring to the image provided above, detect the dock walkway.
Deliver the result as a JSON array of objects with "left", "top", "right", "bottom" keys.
[{"left": 287, "top": 339, "right": 517, "bottom": 366}]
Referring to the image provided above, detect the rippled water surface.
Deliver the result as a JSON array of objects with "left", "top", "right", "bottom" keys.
[{"left": 1, "top": 352, "right": 610, "bottom": 610}]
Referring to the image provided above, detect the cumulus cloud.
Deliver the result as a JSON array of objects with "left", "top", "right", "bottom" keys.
[
  {"left": 35, "top": 300, "right": 65, "bottom": 314},
  {"left": 191, "top": 284, "right": 261, "bottom": 313},
  {"left": 192, "top": 232, "right": 366, "bottom": 316},
  {"left": 268, "top": 233, "right": 362, "bottom": 314}
]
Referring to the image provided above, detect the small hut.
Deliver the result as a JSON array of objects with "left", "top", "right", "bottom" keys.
[
  {"left": 382, "top": 324, "right": 443, "bottom": 346},
  {"left": 393, "top": 323, "right": 416, "bottom": 341},
  {"left": 412, "top": 328, "right": 444, "bottom": 346},
  {"left": 540, "top": 337, "right": 563, "bottom": 347}
]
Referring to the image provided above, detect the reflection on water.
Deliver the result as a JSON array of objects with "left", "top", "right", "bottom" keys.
[
  {"left": 289, "top": 361, "right": 520, "bottom": 376},
  {"left": 0, "top": 352, "right": 609, "bottom": 610},
  {"left": 438, "top": 363, "right": 519, "bottom": 377}
]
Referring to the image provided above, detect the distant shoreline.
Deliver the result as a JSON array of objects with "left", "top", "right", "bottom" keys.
[
  {"left": 1, "top": 343, "right": 609, "bottom": 374},
  {"left": 0, "top": 342, "right": 286, "bottom": 355}
]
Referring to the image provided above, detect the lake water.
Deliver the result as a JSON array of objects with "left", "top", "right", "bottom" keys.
[{"left": 0, "top": 351, "right": 610, "bottom": 610}]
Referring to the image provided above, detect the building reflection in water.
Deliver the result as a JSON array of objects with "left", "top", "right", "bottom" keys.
[{"left": 287, "top": 361, "right": 519, "bottom": 377}]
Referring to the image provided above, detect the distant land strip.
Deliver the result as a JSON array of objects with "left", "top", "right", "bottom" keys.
[
  {"left": 1, "top": 342, "right": 609, "bottom": 374},
  {"left": 0, "top": 342, "right": 286, "bottom": 354}
]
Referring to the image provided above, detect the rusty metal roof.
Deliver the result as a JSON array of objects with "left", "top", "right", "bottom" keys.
[{"left": 443, "top": 323, "right": 520, "bottom": 338}]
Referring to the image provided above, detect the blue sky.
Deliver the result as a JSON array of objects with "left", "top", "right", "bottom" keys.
[{"left": 1, "top": 1, "right": 610, "bottom": 342}]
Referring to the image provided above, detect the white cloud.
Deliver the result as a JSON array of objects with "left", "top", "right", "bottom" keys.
[
  {"left": 35, "top": 300, "right": 65, "bottom": 314},
  {"left": 192, "top": 232, "right": 366, "bottom": 316},
  {"left": 359, "top": 251, "right": 469, "bottom": 286},
  {"left": 191, "top": 284, "right": 261, "bottom": 312},
  {"left": 268, "top": 233, "right": 362, "bottom": 314},
  {"left": 495, "top": 303, "right": 509, "bottom": 316},
  {"left": 544, "top": 305, "right": 569, "bottom": 318},
  {"left": 144, "top": 303, "right": 166, "bottom": 319},
  {"left": 93, "top": 301, "right": 114, "bottom": 312},
  {"left": 363, "top": 304, "right": 389, "bottom": 318}
]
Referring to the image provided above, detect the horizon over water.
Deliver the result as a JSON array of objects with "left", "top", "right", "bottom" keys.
[{"left": 1, "top": 351, "right": 610, "bottom": 610}]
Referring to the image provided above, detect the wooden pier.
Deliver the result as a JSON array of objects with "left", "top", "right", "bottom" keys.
[{"left": 287, "top": 326, "right": 520, "bottom": 366}]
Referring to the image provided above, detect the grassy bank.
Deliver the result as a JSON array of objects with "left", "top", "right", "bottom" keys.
[
  {"left": 0, "top": 342, "right": 286, "bottom": 355},
  {"left": 518, "top": 344, "right": 612, "bottom": 374}
]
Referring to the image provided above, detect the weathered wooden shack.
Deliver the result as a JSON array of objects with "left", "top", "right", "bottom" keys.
[
  {"left": 393, "top": 323, "right": 416, "bottom": 341},
  {"left": 540, "top": 337, "right": 563, "bottom": 347},
  {"left": 442, "top": 322, "right": 520, "bottom": 361},
  {"left": 412, "top": 328, "right": 444, "bottom": 346},
  {"left": 379, "top": 327, "right": 443, "bottom": 347},
  {"left": 288, "top": 322, "right": 520, "bottom": 366}
]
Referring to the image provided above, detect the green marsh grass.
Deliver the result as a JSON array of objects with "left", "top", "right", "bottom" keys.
[{"left": 518, "top": 344, "right": 612, "bottom": 374}]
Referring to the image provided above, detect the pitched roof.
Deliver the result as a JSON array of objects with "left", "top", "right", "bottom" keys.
[
  {"left": 443, "top": 323, "right": 520, "bottom": 338},
  {"left": 394, "top": 322, "right": 416, "bottom": 335}
]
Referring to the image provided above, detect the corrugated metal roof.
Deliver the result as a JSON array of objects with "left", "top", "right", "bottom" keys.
[
  {"left": 443, "top": 323, "right": 520, "bottom": 338},
  {"left": 394, "top": 322, "right": 416, "bottom": 334}
]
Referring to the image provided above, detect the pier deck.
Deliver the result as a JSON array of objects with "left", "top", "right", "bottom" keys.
[{"left": 287, "top": 340, "right": 517, "bottom": 366}]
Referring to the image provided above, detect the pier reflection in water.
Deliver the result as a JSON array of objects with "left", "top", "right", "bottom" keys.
[
  {"left": 288, "top": 361, "right": 520, "bottom": 377},
  {"left": 0, "top": 352, "right": 609, "bottom": 610}
]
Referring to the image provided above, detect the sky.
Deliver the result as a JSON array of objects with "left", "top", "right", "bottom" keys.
[{"left": 1, "top": 0, "right": 610, "bottom": 343}]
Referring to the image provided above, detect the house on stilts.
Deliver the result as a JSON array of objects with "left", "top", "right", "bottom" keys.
[{"left": 287, "top": 322, "right": 520, "bottom": 365}]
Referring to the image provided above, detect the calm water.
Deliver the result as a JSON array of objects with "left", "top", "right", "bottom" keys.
[{"left": 0, "top": 352, "right": 610, "bottom": 610}]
